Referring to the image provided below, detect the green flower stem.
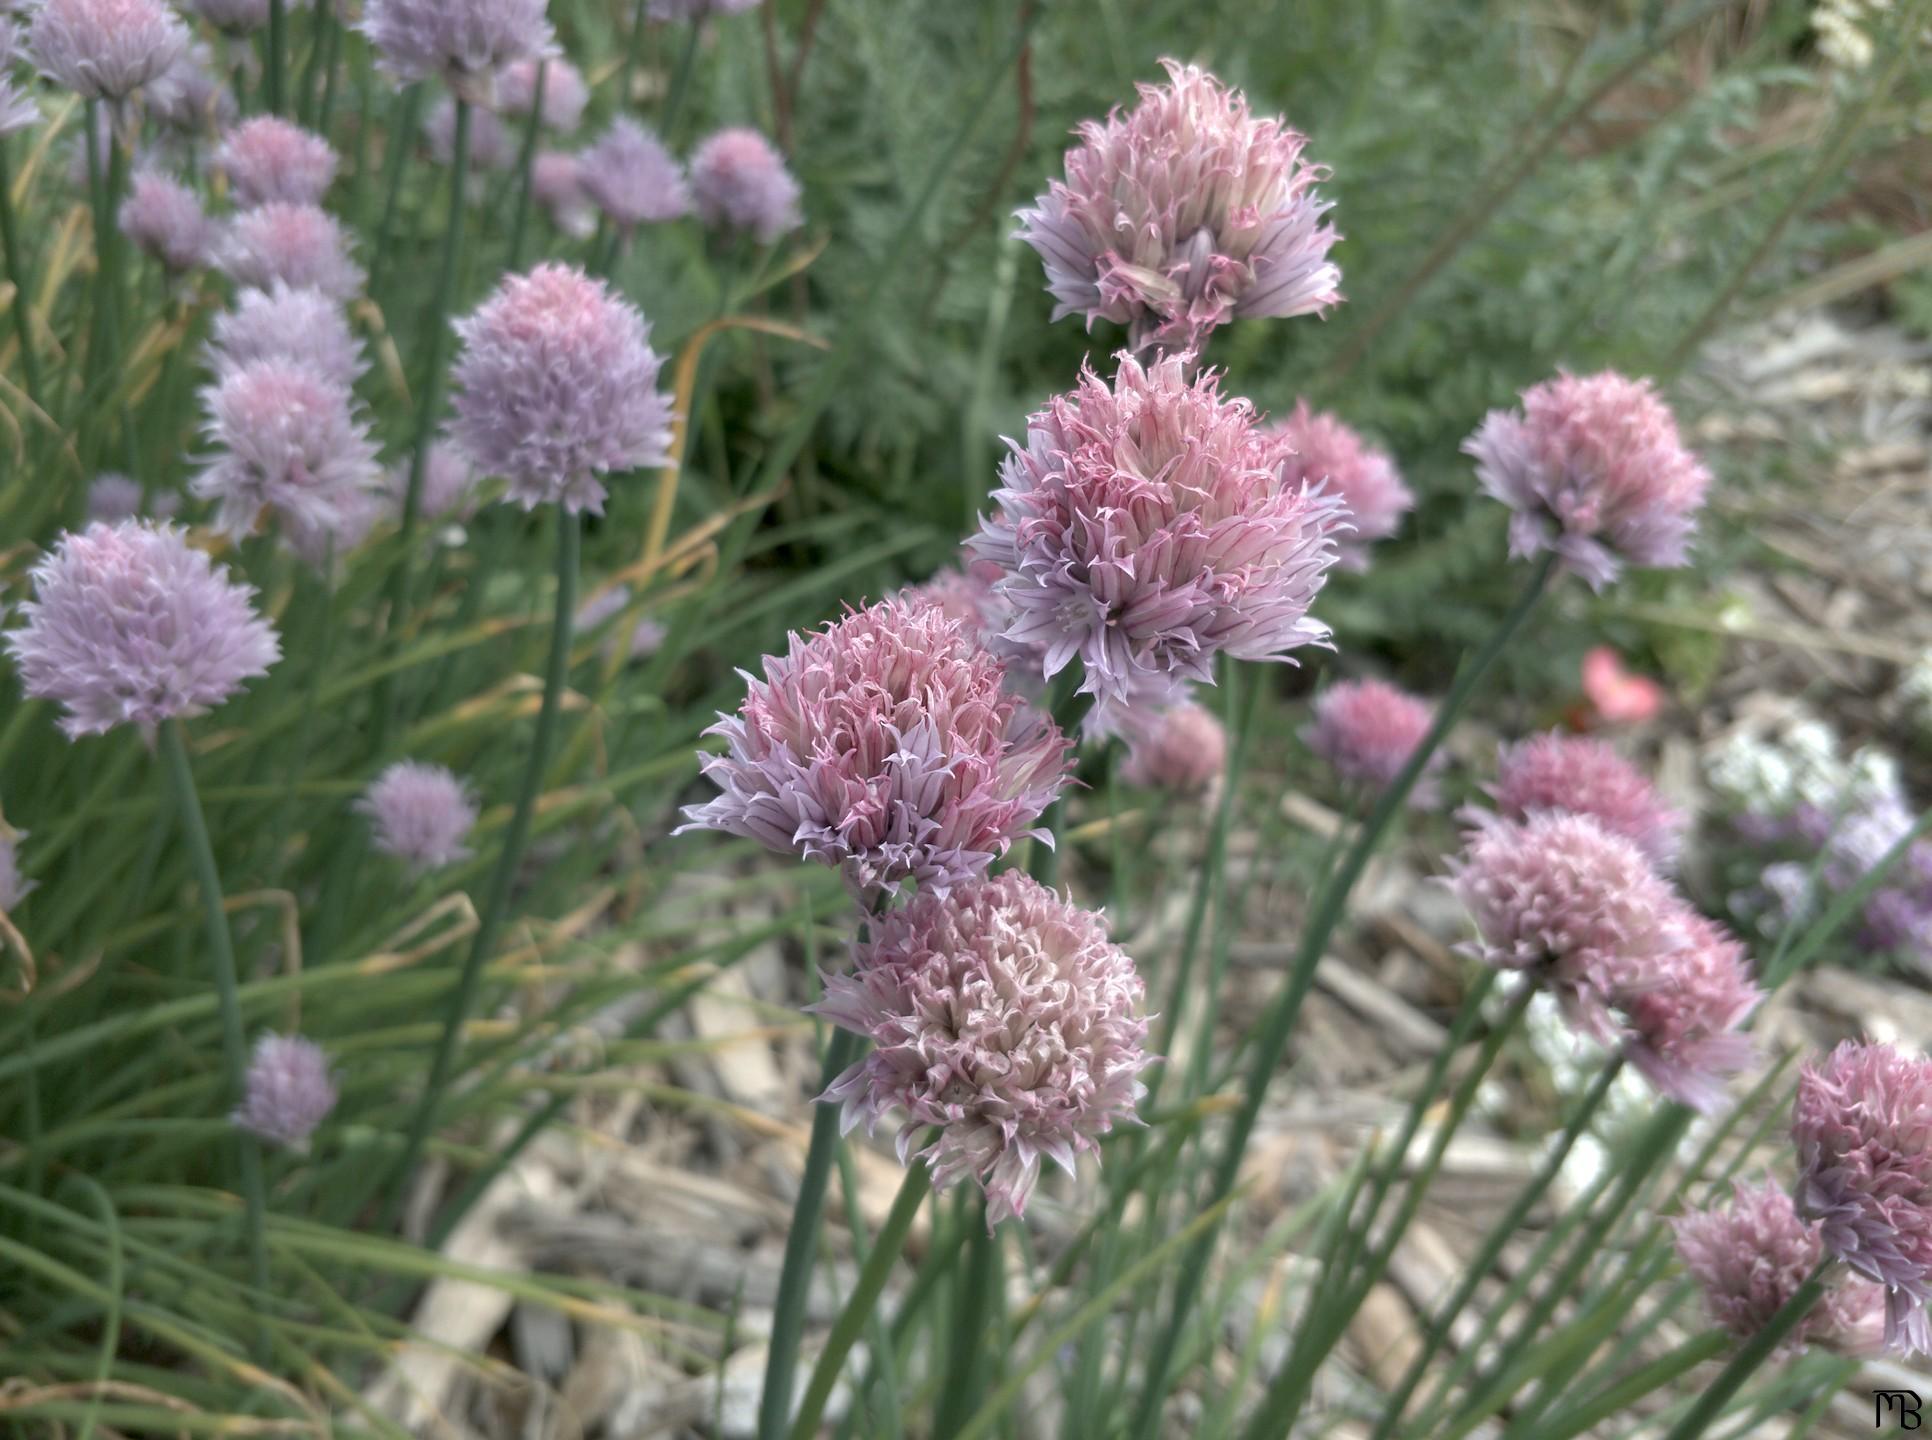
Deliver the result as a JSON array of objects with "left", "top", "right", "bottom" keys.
[
  {"left": 618, "top": 0, "right": 652, "bottom": 109},
  {"left": 505, "top": 61, "right": 548, "bottom": 273},
  {"left": 1657, "top": 1266, "right": 1831, "bottom": 1440},
  {"left": 0, "top": 138, "right": 43, "bottom": 411},
  {"left": 265, "top": 0, "right": 286, "bottom": 114},
  {"left": 379, "top": 511, "right": 579, "bottom": 1228},
  {"left": 935, "top": 1209, "right": 999, "bottom": 1438},
  {"left": 365, "top": 85, "right": 425, "bottom": 293},
  {"left": 1128, "top": 551, "right": 1558, "bottom": 1440},
  {"left": 159, "top": 720, "right": 270, "bottom": 1307},
  {"left": 788, "top": 1158, "right": 933, "bottom": 1440},
  {"left": 660, "top": 17, "right": 704, "bottom": 142}
]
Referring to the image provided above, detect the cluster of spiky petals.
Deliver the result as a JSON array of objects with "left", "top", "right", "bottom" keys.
[
  {"left": 4, "top": 521, "right": 280, "bottom": 738},
  {"left": 1464, "top": 371, "right": 1711, "bottom": 590},
  {"left": 143, "top": 41, "right": 233, "bottom": 135},
  {"left": 215, "top": 116, "right": 337, "bottom": 207},
  {"left": 28, "top": 0, "right": 188, "bottom": 100},
  {"left": 449, "top": 263, "right": 674, "bottom": 514},
  {"left": 495, "top": 56, "right": 587, "bottom": 132},
  {"left": 1268, "top": 401, "right": 1412, "bottom": 569},
  {"left": 207, "top": 283, "right": 366, "bottom": 390},
  {"left": 426, "top": 95, "right": 513, "bottom": 172},
  {"left": 531, "top": 149, "right": 593, "bottom": 237},
  {"left": 387, "top": 441, "right": 479, "bottom": 521},
  {"left": 119, "top": 169, "right": 215, "bottom": 273},
  {"left": 1672, "top": 1180, "right": 1887, "bottom": 1354},
  {"left": 0, "top": 21, "right": 40, "bottom": 137},
  {"left": 690, "top": 127, "right": 802, "bottom": 243},
  {"left": 232, "top": 1033, "right": 337, "bottom": 1152},
  {"left": 813, "top": 871, "right": 1152, "bottom": 1226},
  {"left": 1792, "top": 1040, "right": 1932, "bottom": 1354},
  {"left": 359, "top": 0, "right": 553, "bottom": 97},
  {"left": 1492, "top": 732, "right": 1686, "bottom": 870},
  {"left": 1016, "top": 59, "right": 1340, "bottom": 355},
  {"left": 1120, "top": 701, "right": 1227, "bottom": 795},
  {"left": 220, "top": 201, "right": 364, "bottom": 299},
  {"left": 577, "top": 118, "right": 690, "bottom": 230},
  {"left": 1302, "top": 677, "right": 1442, "bottom": 804},
  {"left": 969, "top": 352, "right": 1343, "bottom": 710},
  {"left": 648, "top": 0, "right": 760, "bottom": 17},
  {"left": 677, "top": 596, "right": 1071, "bottom": 901},
  {"left": 355, "top": 761, "right": 478, "bottom": 871},
  {"left": 1619, "top": 908, "right": 1762, "bottom": 1113}
]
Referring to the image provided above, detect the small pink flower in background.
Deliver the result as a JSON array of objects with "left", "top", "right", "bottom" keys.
[
  {"left": 814, "top": 871, "right": 1152, "bottom": 1227},
  {"left": 1619, "top": 907, "right": 1760, "bottom": 1113},
  {"left": 356, "top": 761, "right": 478, "bottom": 871},
  {"left": 387, "top": 441, "right": 479, "bottom": 522},
  {"left": 1792, "top": 1040, "right": 1932, "bottom": 1354},
  {"left": 1303, "top": 678, "right": 1442, "bottom": 804},
  {"left": 449, "top": 263, "right": 674, "bottom": 514},
  {"left": 1492, "top": 732, "right": 1685, "bottom": 869},
  {"left": 120, "top": 169, "right": 215, "bottom": 273},
  {"left": 28, "top": 0, "right": 188, "bottom": 101},
  {"left": 4, "top": 521, "right": 280, "bottom": 739},
  {"left": 1017, "top": 58, "right": 1339, "bottom": 355},
  {"left": 359, "top": 0, "right": 553, "bottom": 99},
  {"left": 208, "top": 283, "right": 366, "bottom": 390},
  {"left": 970, "top": 352, "right": 1343, "bottom": 711},
  {"left": 216, "top": 116, "right": 338, "bottom": 207},
  {"left": 1673, "top": 1180, "right": 1887, "bottom": 1354},
  {"left": 690, "top": 127, "right": 802, "bottom": 244},
  {"left": 426, "top": 94, "right": 514, "bottom": 171},
  {"left": 232, "top": 1033, "right": 337, "bottom": 1152},
  {"left": 531, "top": 149, "right": 594, "bottom": 237},
  {"left": 677, "top": 596, "right": 1071, "bottom": 901},
  {"left": 1121, "top": 701, "right": 1227, "bottom": 796},
  {"left": 574, "top": 585, "right": 667, "bottom": 664},
  {"left": 578, "top": 117, "right": 691, "bottom": 232},
  {"left": 87, "top": 473, "right": 145, "bottom": 522},
  {"left": 1580, "top": 646, "right": 1666, "bottom": 726},
  {"left": 221, "top": 202, "right": 364, "bottom": 299},
  {"left": 1465, "top": 371, "right": 1710, "bottom": 590},
  {"left": 495, "top": 56, "right": 587, "bottom": 132},
  {"left": 1269, "top": 401, "right": 1413, "bottom": 570}
]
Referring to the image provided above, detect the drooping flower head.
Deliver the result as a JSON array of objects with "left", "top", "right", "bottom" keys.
[
  {"left": 1016, "top": 59, "right": 1340, "bottom": 356},
  {"left": 531, "top": 149, "right": 593, "bottom": 237},
  {"left": 426, "top": 94, "right": 513, "bottom": 171},
  {"left": 119, "top": 168, "right": 215, "bottom": 273},
  {"left": 220, "top": 202, "right": 364, "bottom": 299},
  {"left": 690, "top": 127, "right": 801, "bottom": 244},
  {"left": 1619, "top": 907, "right": 1761, "bottom": 1113},
  {"left": 495, "top": 55, "right": 586, "bottom": 132},
  {"left": 1269, "top": 401, "right": 1412, "bottom": 569},
  {"left": 4, "top": 521, "right": 280, "bottom": 738},
  {"left": 449, "top": 263, "right": 674, "bottom": 514},
  {"left": 215, "top": 115, "right": 337, "bottom": 207},
  {"left": 1465, "top": 371, "right": 1711, "bottom": 590},
  {"left": 577, "top": 117, "right": 691, "bottom": 231},
  {"left": 1303, "top": 677, "right": 1442, "bottom": 804},
  {"left": 677, "top": 596, "right": 1071, "bottom": 900},
  {"left": 970, "top": 352, "right": 1343, "bottom": 709},
  {"left": 232, "top": 1033, "right": 337, "bottom": 1152},
  {"left": 814, "top": 871, "right": 1153, "bottom": 1227},
  {"left": 1493, "top": 732, "right": 1686, "bottom": 870},
  {"left": 1792, "top": 1040, "right": 1932, "bottom": 1354},
  {"left": 359, "top": 0, "right": 553, "bottom": 99},
  {"left": 355, "top": 760, "right": 478, "bottom": 871},
  {"left": 29, "top": 0, "right": 189, "bottom": 100},
  {"left": 1672, "top": 1180, "right": 1887, "bottom": 1354},
  {"left": 207, "top": 283, "right": 366, "bottom": 390},
  {"left": 1120, "top": 701, "right": 1226, "bottom": 796}
]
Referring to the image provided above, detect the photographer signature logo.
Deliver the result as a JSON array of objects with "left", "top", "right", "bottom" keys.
[{"left": 1876, "top": 1390, "right": 1921, "bottom": 1429}]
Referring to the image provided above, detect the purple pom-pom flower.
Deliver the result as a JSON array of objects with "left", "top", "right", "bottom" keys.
[
  {"left": 1270, "top": 401, "right": 1413, "bottom": 570},
  {"left": 1302, "top": 678, "right": 1442, "bottom": 805},
  {"left": 28, "top": 0, "right": 188, "bottom": 101},
  {"left": 356, "top": 760, "right": 479, "bottom": 871},
  {"left": 359, "top": 0, "right": 553, "bottom": 100},
  {"left": 577, "top": 117, "right": 690, "bottom": 232},
  {"left": 232, "top": 1033, "right": 338, "bottom": 1152},
  {"left": 215, "top": 115, "right": 337, "bottom": 207},
  {"left": 119, "top": 168, "right": 215, "bottom": 273},
  {"left": 207, "top": 283, "right": 366, "bottom": 390},
  {"left": 220, "top": 201, "right": 364, "bottom": 299},
  {"left": 1619, "top": 906, "right": 1761, "bottom": 1113},
  {"left": 690, "top": 127, "right": 801, "bottom": 243},
  {"left": 495, "top": 55, "right": 586, "bottom": 132},
  {"left": 1119, "top": 701, "right": 1226, "bottom": 796},
  {"left": 1493, "top": 732, "right": 1686, "bottom": 870}
]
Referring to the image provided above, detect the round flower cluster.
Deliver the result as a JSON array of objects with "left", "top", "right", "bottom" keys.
[
  {"left": 28, "top": 0, "right": 188, "bottom": 101},
  {"left": 120, "top": 169, "right": 215, "bottom": 274},
  {"left": 232, "top": 1033, "right": 338, "bottom": 1152},
  {"left": 495, "top": 56, "right": 587, "bottom": 133},
  {"left": 356, "top": 761, "right": 479, "bottom": 872},
  {"left": 216, "top": 116, "right": 338, "bottom": 208},
  {"left": 360, "top": 0, "right": 553, "bottom": 97},
  {"left": 1269, "top": 402, "right": 1412, "bottom": 570},
  {"left": 208, "top": 283, "right": 367, "bottom": 391},
  {"left": 690, "top": 127, "right": 802, "bottom": 243},
  {"left": 1120, "top": 701, "right": 1227, "bottom": 795},
  {"left": 1492, "top": 732, "right": 1685, "bottom": 870},
  {"left": 220, "top": 202, "right": 365, "bottom": 300},
  {"left": 578, "top": 118, "right": 691, "bottom": 232},
  {"left": 1302, "top": 677, "right": 1441, "bottom": 805}
]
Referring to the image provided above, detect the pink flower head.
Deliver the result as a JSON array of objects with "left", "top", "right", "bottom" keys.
[
  {"left": 970, "top": 352, "right": 1343, "bottom": 710},
  {"left": 355, "top": 760, "right": 478, "bottom": 871},
  {"left": 1269, "top": 401, "right": 1412, "bottom": 569},
  {"left": 193, "top": 359, "right": 382, "bottom": 561},
  {"left": 232, "top": 1033, "right": 337, "bottom": 1152},
  {"left": 578, "top": 117, "right": 691, "bottom": 231},
  {"left": 28, "top": 0, "right": 188, "bottom": 100},
  {"left": 426, "top": 94, "right": 513, "bottom": 171},
  {"left": 119, "top": 168, "right": 215, "bottom": 273},
  {"left": 387, "top": 440, "right": 479, "bottom": 521},
  {"left": 1016, "top": 58, "right": 1340, "bottom": 356},
  {"left": 1465, "top": 371, "right": 1711, "bottom": 590},
  {"left": 208, "top": 283, "right": 366, "bottom": 390},
  {"left": 531, "top": 148, "right": 593, "bottom": 237},
  {"left": 1493, "top": 732, "right": 1685, "bottom": 869},
  {"left": 814, "top": 871, "right": 1153, "bottom": 1227},
  {"left": 450, "top": 263, "right": 673, "bottom": 514},
  {"left": 1619, "top": 907, "right": 1761, "bottom": 1113},
  {"left": 359, "top": 0, "right": 553, "bottom": 98},
  {"left": 495, "top": 56, "right": 586, "bottom": 132},
  {"left": 677, "top": 596, "right": 1072, "bottom": 901},
  {"left": 1672, "top": 1180, "right": 1887, "bottom": 1354},
  {"left": 1792, "top": 1040, "right": 1932, "bottom": 1354},
  {"left": 4, "top": 521, "right": 280, "bottom": 738},
  {"left": 215, "top": 116, "right": 337, "bottom": 207},
  {"left": 1120, "top": 700, "right": 1227, "bottom": 795},
  {"left": 690, "top": 127, "right": 801, "bottom": 244},
  {"left": 220, "top": 202, "right": 364, "bottom": 300},
  {"left": 1303, "top": 677, "right": 1442, "bottom": 804},
  {"left": 648, "top": 0, "right": 760, "bottom": 17},
  {"left": 1580, "top": 646, "right": 1666, "bottom": 726}
]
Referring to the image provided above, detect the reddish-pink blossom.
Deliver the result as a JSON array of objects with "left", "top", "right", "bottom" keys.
[
  {"left": 689, "top": 127, "right": 801, "bottom": 243},
  {"left": 1493, "top": 732, "right": 1685, "bottom": 869},
  {"left": 1120, "top": 701, "right": 1227, "bottom": 795},
  {"left": 1580, "top": 646, "right": 1666, "bottom": 726},
  {"left": 1302, "top": 678, "right": 1442, "bottom": 804},
  {"left": 1269, "top": 401, "right": 1412, "bottom": 569}
]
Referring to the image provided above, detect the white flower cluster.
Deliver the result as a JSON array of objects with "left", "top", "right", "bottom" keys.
[{"left": 1704, "top": 712, "right": 1901, "bottom": 817}]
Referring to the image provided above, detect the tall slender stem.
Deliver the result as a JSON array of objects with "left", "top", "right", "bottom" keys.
[
  {"left": 505, "top": 62, "right": 547, "bottom": 274},
  {"left": 379, "top": 512, "right": 580, "bottom": 1226},
  {"left": 265, "top": 0, "right": 286, "bottom": 115},
  {"left": 660, "top": 17, "right": 704, "bottom": 142},
  {"left": 365, "top": 86, "right": 424, "bottom": 293},
  {"left": 1658, "top": 1266, "right": 1830, "bottom": 1440},
  {"left": 618, "top": 0, "right": 652, "bottom": 107},
  {"left": 0, "top": 140, "right": 43, "bottom": 410}
]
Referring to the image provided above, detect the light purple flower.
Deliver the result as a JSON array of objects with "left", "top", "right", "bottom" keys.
[
  {"left": 574, "top": 584, "right": 667, "bottom": 664},
  {"left": 4, "top": 521, "right": 280, "bottom": 738},
  {"left": 28, "top": 0, "right": 188, "bottom": 101},
  {"left": 87, "top": 473, "right": 174, "bottom": 522},
  {"left": 215, "top": 116, "right": 337, "bottom": 207},
  {"left": 1303, "top": 678, "right": 1442, "bottom": 804},
  {"left": 1493, "top": 732, "right": 1686, "bottom": 870},
  {"left": 359, "top": 0, "right": 553, "bottom": 98},
  {"left": 1619, "top": 906, "right": 1760, "bottom": 1113},
  {"left": 647, "top": 0, "right": 759, "bottom": 17},
  {"left": 814, "top": 871, "right": 1152, "bottom": 1227},
  {"left": 232, "top": 1033, "right": 337, "bottom": 1152},
  {"left": 449, "top": 263, "right": 674, "bottom": 514},
  {"left": 1464, "top": 370, "right": 1711, "bottom": 590},
  {"left": 426, "top": 93, "right": 513, "bottom": 171},
  {"left": 969, "top": 352, "right": 1343, "bottom": 710},
  {"left": 495, "top": 55, "right": 586, "bottom": 132},
  {"left": 690, "top": 127, "right": 801, "bottom": 244},
  {"left": 578, "top": 117, "right": 690, "bottom": 231},
  {"left": 387, "top": 440, "right": 478, "bottom": 521},
  {"left": 220, "top": 202, "right": 364, "bottom": 299},
  {"left": 1269, "top": 401, "right": 1412, "bottom": 570},
  {"left": 119, "top": 168, "right": 214, "bottom": 272},
  {"left": 1119, "top": 701, "right": 1226, "bottom": 795},
  {"left": 677, "top": 596, "right": 1072, "bottom": 901},
  {"left": 355, "top": 760, "right": 478, "bottom": 871},
  {"left": 143, "top": 40, "right": 233, "bottom": 134},
  {"left": 531, "top": 148, "right": 593, "bottom": 237},
  {"left": 207, "top": 283, "right": 366, "bottom": 390},
  {"left": 1792, "top": 1040, "right": 1932, "bottom": 1354},
  {"left": 1016, "top": 58, "right": 1340, "bottom": 356}
]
